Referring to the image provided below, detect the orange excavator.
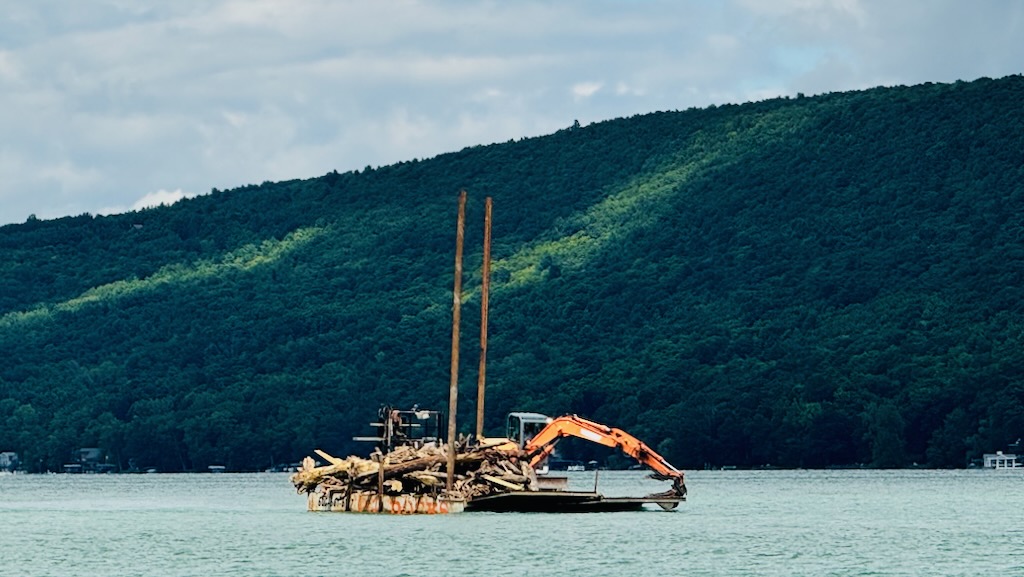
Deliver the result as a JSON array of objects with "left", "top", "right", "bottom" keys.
[
  {"left": 505, "top": 412, "right": 687, "bottom": 498},
  {"left": 357, "top": 407, "right": 687, "bottom": 500}
]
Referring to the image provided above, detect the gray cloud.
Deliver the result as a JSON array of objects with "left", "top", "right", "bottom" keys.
[{"left": 1, "top": 0, "right": 1022, "bottom": 225}]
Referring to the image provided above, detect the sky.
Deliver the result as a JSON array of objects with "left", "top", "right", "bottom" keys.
[{"left": 1, "top": 1, "right": 1022, "bottom": 226}]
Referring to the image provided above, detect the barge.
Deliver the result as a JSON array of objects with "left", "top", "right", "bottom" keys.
[{"left": 290, "top": 193, "right": 686, "bottom": 513}]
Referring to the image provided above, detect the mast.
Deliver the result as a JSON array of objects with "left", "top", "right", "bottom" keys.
[
  {"left": 475, "top": 197, "right": 492, "bottom": 439},
  {"left": 447, "top": 190, "right": 467, "bottom": 492}
]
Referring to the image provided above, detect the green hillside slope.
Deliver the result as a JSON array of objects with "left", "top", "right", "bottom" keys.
[{"left": 2, "top": 75, "right": 1023, "bottom": 472}]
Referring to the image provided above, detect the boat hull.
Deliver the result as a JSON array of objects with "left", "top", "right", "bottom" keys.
[{"left": 308, "top": 488, "right": 466, "bottom": 514}]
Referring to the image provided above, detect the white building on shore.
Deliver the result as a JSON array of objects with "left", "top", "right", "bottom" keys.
[
  {"left": 982, "top": 451, "right": 1021, "bottom": 469},
  {"left": 0, "top": 451, "right": 18, "bottom": 471}
]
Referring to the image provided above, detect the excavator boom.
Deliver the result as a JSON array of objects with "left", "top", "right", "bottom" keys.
[{"left": 522, "top": 414, "right": 686, "bottom": 497}]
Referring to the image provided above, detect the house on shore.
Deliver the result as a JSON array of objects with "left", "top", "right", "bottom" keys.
[
  {"left": 0, "top": 451, "right": 18, "bottom": 472},
  {"left": 62, "top": 448, "right": 117, "bottom": 473},
  {"left": 982, "top": 451, "right": 1021, "bottom": 469}
]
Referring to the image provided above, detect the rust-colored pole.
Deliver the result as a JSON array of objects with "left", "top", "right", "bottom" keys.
[
  {"left": 447, "top": 190, "right": 467, "bottom": 492},
  {"left": 475, "top": 197, "right": 492, "bottom": 439},
  {"left": 377, "top": 453, "right": 386, "bottom": 512}
]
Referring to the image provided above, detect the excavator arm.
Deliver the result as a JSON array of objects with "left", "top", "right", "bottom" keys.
[{"left": 523, "top": 414, "right": 686, "bottom": 497}]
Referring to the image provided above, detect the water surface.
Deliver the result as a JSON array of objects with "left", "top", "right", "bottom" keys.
[{"left": 1, "top": 469, "right": 1020, "bottom": 576}]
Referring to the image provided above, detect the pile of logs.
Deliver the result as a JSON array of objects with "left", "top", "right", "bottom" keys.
[{"left": 290, "top": 440, "right": 538, "bottom": 502}]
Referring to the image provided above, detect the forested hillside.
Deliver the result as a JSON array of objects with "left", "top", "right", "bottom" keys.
[{"left": 2, "top": 75, "right": 1023, "bottom": 472}]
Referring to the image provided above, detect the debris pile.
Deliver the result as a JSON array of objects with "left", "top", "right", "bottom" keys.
[{"left": 290, "top": 440, "right": 538, "bottom": 504}]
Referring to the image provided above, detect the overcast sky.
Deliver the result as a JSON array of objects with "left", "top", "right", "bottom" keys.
[{"left": 1, "top": 1, "right": 1022, "bottom": 226}]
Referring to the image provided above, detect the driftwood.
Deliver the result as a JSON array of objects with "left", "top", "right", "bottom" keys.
[
  {"left": 356, "top": 454, "right": 436, "bottom": 482},
  {"left": 290, "top": 441, "right": 536, "bottom": 502}
]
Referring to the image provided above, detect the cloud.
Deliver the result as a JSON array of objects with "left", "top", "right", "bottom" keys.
[
  {"left": 131, "top": 188, "right": 196, "bottom": 211},
  {"left": 96, "top": 188, "right": 199, "bottom": 218},
  {"left": 0, "top": 0, "right": 1022, "bottom": 226},
  {"left": 572, "top": 82, "right": 604, "bottom": 101},
  {"left": 615, "top": 83, "right": 646, "bottom": 97},
  {"left": 0, "top": 51, "right": 20, "bottom": 83}
]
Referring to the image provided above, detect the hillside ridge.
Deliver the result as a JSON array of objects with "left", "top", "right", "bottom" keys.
[{"left": 1, "top": 74, "right": 1022, "bottom": 472}]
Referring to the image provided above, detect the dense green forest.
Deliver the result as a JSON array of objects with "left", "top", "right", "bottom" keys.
[{"left": 2, "top": 75, "right": 1023, "bottom": 472}]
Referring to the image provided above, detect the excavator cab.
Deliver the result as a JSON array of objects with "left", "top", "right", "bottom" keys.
[{"left": 506, "top": 412, "right": 552, "bottom": 448}]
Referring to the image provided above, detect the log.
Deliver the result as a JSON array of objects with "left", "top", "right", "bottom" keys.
[
  {"left": 315, "top": 449, "right": 345, "bottom": 466},
  {"left": 481, "top": 474, "right": 524, "bottom": 491},
  {"left": 292, "top": 443, "right": 537, "bottom": 503},
  {"left": 353, "top": 450, "right": 489, "bottom": 483},
  {"left": 355, "top": 454, "right": 447, "bottom": 483}
]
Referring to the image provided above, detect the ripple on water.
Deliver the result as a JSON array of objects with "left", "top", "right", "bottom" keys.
[{"left": 1, "top": 470, "right": 1021, "bottom": 577}]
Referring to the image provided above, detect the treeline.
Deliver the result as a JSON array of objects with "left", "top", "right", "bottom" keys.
[{"left": 1, "top": 75, "right": 1023, "bottom": 472}]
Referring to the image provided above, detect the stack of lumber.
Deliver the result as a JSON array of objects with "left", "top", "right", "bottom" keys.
[{"left": 289, "top": 441, "right": 538, "bottom": 501}]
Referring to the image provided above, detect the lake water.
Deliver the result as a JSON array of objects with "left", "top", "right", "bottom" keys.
[{"left": 1, "top": 469, "right": 1021, "bottom": 576}]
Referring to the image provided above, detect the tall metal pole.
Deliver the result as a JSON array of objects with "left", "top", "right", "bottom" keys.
[
  {"left": 447, "top": 190, "right": 467, "bottom": 492},
  {"left": 475, "top": 197, "right": 492, "bottom": 439}
]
